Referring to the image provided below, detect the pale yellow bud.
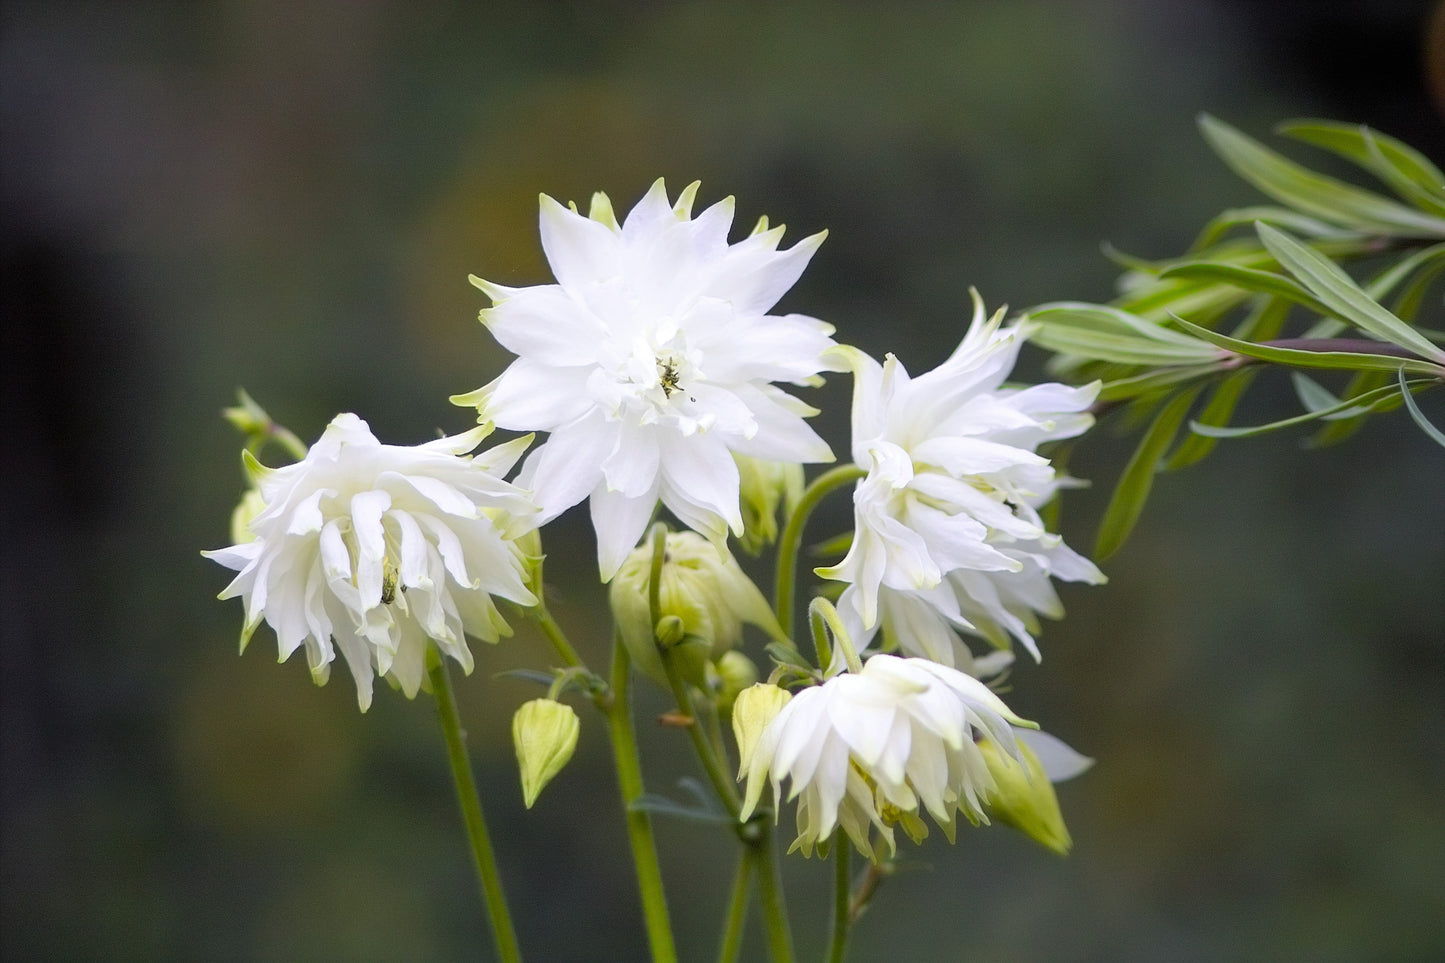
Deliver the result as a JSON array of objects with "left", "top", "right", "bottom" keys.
[
  {"left": 734, "top": 454, "right": 805, "bottom": 555},
  {"left": 732, "top": 683, "right": 791, "bottom": 776},
  {"left": 978, "top": 738, "right": 1073, "bottom": 856},
  {"left": 229, "top": 487, "right": 267, "bottom": 545},
  {"left": 512, "top": 698, "right": 580, "bottom": 809},
  {"left": 713, "top": 651, "right": 759, "bottom": 712},
  {"left": 608, "top": 531, "right": 785, "bottom": 687}
]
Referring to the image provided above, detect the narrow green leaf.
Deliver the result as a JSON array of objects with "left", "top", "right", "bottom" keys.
[
  {"left": 1383, "top": 249, "right": 1445, "bottom": 324},
  {"left": 1397, "top": 368, "right": 1445, "bottom": 448},
  {"left": 1164, "top": 369, "right": 1257, "bottom": 470},
  {"left": 1198, "top": 114, "right": 1445, "bottom": 238},
  {"left": 1095, "top": 385, "right": 1204, "bottom": 560},
  {"left": 1365, "top": 243, "right": 1445, "bottom": 302},
  {"left": 1158, "top": 261, "right": 1332, "bottom": 315},
  {"left": 629, "top": 794, "right": 734, "bottom": 824},
  {"left": 1189, "top": 380, "right": 1417, "bottom": 437},
  {"left": 1257, "top": 223, "right": 1445, "bottom": 362},
  {"left": 1229, "top": 293, "right": 1292, "bottom": 342},
  {"left": 1098, "top": 362, "right": 1226, "bottom": 402},
  {"left": 1278, "top": 119, "right": 1445, "bottom": 214},
  {"left": 1170, "top": 315, "right": 1445, "bottom": 375},
  {"left": 1290, "top": 372, "right": 1341, "bottom": 413},
  {"left": 1308, "top": 369, "right": 1391, "bottom": 447},
  {"left": 1188, "top": 205, "right": 1359, "bottom": 252},
  {"left": 1029, "top": 303, "right": 1222, "bottom": 366}
]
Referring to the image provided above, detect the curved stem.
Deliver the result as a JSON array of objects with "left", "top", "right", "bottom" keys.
[
  {"left": 659, "top": 648, "right": 742, "bottom": 816},
  {"left": 753, "top": 821, "right": 795, "bottom": 963},
  {"left": 604, "top": 638, "right": 678, "bottom": 963},
  {"left": 826, "top": 831, "right": 852, "bottom": 963},
  {"left": 773, "top": 464, "right": 866, "bottom": 638},
  {"left": 427, "top": 646, "right": 523, "bottom": 963},
  {"left": 534, "top": 603, "right": 586, "bottom": 670},
  {"left": 716, "top": 849, "right": 755, "bottom": 963}
]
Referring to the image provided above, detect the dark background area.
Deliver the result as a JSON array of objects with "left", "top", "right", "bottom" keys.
[{"left": 3, "top": 1, "right": 1442, "bottom": 960}]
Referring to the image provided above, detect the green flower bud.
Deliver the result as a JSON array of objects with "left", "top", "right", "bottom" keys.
[
  {"left": 735, "top": 454, "right": 805, "bottom": 556},
  {"left": 512, "top": 698, "right": 580, "bottom": 809},
  {"left": 978, "top": 738, "right": 1073, "bottom": 856},
  {"left": 228, "top": 487, "right": 267, "bottom": 545},
  {"left": 731, "top": 683, "right": 791, "bottom": 775},
  {"left": 713, "top": 651, "right": 759, "bottom": 713},
  {"left": 608, "top": 531, "right": 785, "bottom": 687}
]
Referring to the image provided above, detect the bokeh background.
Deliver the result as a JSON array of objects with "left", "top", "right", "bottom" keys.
[{"left": 3, "top": 1, "right": 1443, "bottom": 960}]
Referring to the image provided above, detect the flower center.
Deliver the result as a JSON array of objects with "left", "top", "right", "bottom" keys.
[{"left": 601, "top": 332, "right": 706, "bottom": 427}]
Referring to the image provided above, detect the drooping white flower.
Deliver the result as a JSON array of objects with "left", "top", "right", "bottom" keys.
[
  {"left": 738, "top": 654, "right": 1032, "bottom": 860},
  {"left": 204, "top": 414, "right": 539, "bottom": 710},
  {"left": 453, "top": 180, "right": 837, "bottom": 580},
  {"left": 821, "top": 290, "right": 1104, "bottom": 663}
]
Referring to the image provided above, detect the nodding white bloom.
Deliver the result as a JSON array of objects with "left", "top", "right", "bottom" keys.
[
  {"left": 821, "top": 290, "right": 1103, "bottom": 663},
  {"left": 738, "top": 654, "right": 1033, "bottom": 861},
  {"left": 204, "top": 414, "right": 539, "bottom": 711},
  {"left": 454, "top": 180, "right": 837, "bottom": 580}
]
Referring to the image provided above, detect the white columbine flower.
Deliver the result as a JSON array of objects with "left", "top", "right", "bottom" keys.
[
  {"left": 738, "top": 654, "right": 1033, "bottom": 860},
  {"left": 453, "top": 179, "right": 838, "bottom": 580},
  {"left": 822, "top": 290, "right": 1104, "bottom": 665},
  {"left": 204, "top": 414, "right": 539, "bottom": 710}
]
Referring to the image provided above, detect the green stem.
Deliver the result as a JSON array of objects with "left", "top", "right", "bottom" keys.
[
  {"left": 604, "top": 638, "right": 678, "bottom": 963},
  {"left": 716, "top": 849, "right": 755, "bottom": 963},
  {"left": 427, "top": 647, "right": 523, "bottom": 963},
  {"left": 773, "top": 464, "right": 865, "bottom": 638},
  {"left": 660, "top": 649, "right": 742, "bottom": 816},
  {"left": 534, "top": 604, "right": 586, "bottom": 670},
  {"left": 826, "top": 831, "right": 851, "bottom": 963},
  {"left": 753, "top": 821, "right": 795, "bottom": 963}
]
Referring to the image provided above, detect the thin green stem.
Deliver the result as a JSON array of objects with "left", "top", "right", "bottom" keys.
[
  {"left": 427, "top": 647, "right": 523, "bottom": 963},
  {"left": 826, "top": 832, "right": 852, "bottom": 963},
  {"left": 774, "top": 464, "right": 865, "bottom": 638},
  {"left": 659, "top": 648, "right": 742, "bottom": 817},
  {"left": 753, "top": 821, "right": 795, "bottom": 963},
  {"left": 534, "top": 604, "right": 586, "bottom": 670},
  {"left": 604, "top": 638, "right": 678, "bottom": 963},
  {"left": 716, "top": 849, "right": 755, "bottom": 963}
]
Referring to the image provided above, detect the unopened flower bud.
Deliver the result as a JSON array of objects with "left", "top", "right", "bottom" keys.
[
  {"left": 609, "top": 531, "right": 785, "bottom": 686},
  {"left": 732, "top": 683, "right": 791, "bottom": 775},
  {"left": 228, "top": 487, "right": 266, "bottom": 545},
  {"left": 713, "top": 651, "right": 759, "bottom": 712},
  {"left": 512, "top": 698, "right": 580, "bottom": 809},
  {"left": 978, "top": 737, "right": 1073, "bottom": 855},
  {"left": 735, "top": 454, "right": 805, "bottom": 555}
]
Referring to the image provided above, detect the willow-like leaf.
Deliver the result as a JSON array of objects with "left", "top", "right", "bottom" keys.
[
  {"left": 1229, "top": 294, "right": 1292, "bottom": 343},
  {"left": 1277, "top": 119, "right": 1445, "bottom": 215},
  {"left": 1397, "top": 368, "right": 1445, "bottom": 448},
  {"left": 1189, "top": 380, "right": 1416, "bottom": 438},
  {"left": 1290, "top": 372, "right": 1343, "bottom": 413},
  {"left": 1098, "top": 362, "right": 1226, "bottom": 402},
  {"left": 1170, "top": 316, "right": 1444, "bottom": 375},
  {"left": 1158, "top": 261, "right": 1332, "bottom": 316},
  {"left": 1164, "top": 368, "right": 1257, "bottom": 470},
  {"left": 1187, "top": 205, "right": 1359, "bottom": 253},
  {"left": 1199, "top": 115, "right": 1445, "bottom": 238},
  {"left": 1309, "top": 369, "right": 1391, "bottom": 448},
  {"left": 1257, "top": 223, "right": 1445, "bottom": 362},
  {"left": 1096, "top": 384, "right": 1204, "bottom": 560},
  {"left": 1029, "top": 303, "right": 1222, "bottom": 365}
]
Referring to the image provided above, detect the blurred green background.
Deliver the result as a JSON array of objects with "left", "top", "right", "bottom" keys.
[{"left": 3, "top": 1, "right": 1443, "bottom": 960}]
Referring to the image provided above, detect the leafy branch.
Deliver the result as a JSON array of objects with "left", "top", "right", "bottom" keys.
[{"left": 1024, "top": 115, "right": 1445, "bottom": 559}]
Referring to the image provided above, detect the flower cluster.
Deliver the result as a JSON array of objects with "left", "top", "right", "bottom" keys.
[{"left": 207, "top": 181, "right": 1101, "bottom": 863}]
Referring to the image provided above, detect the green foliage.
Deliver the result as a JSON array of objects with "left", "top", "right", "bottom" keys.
[{"left": 1025, "top": 115, "right": 1445, "bottom": 557}]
